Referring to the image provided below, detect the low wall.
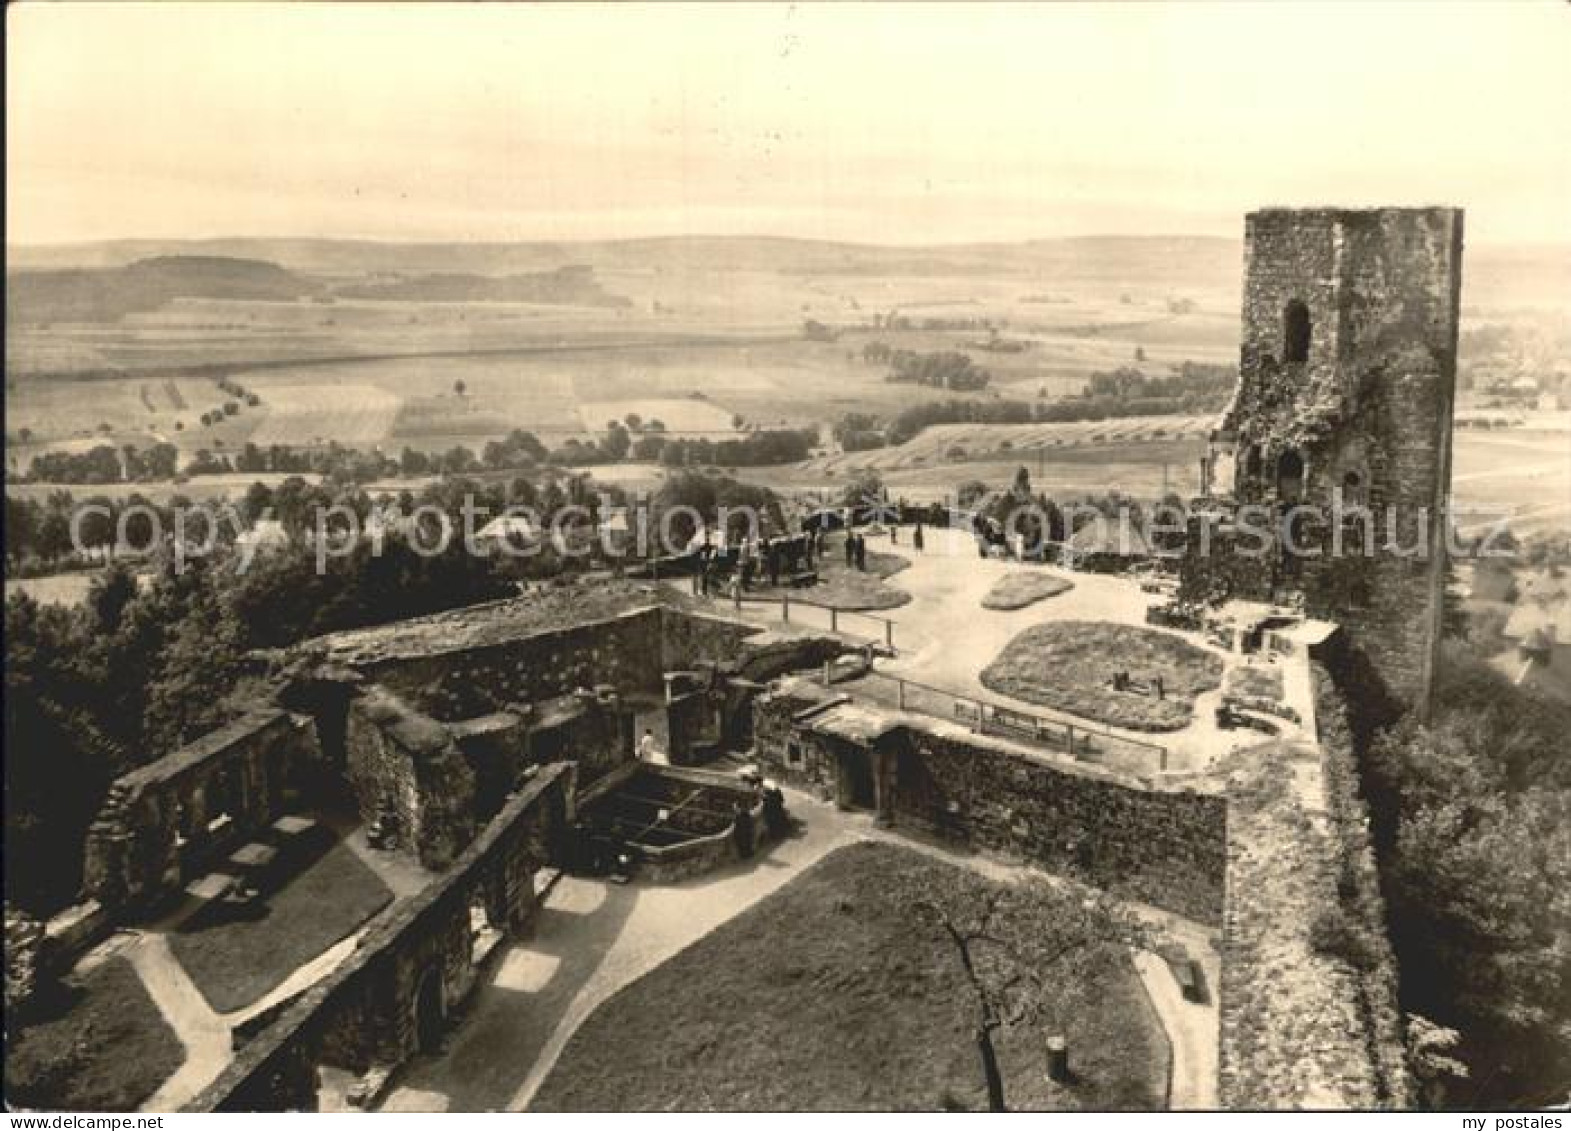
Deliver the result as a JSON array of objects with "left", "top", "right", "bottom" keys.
[
  {"left": 339, "top": 606, "right": 759, "bottom": 724},
  {"left": 356, "top": 609, "right": 665, "bottom": 720},
  {"left": 186, "top": 763, "right": 576, "bottom": 1112},
  {"left": 751, "top": 682, "right": 1228, "bottom": 925},
  {"left": 82, "top": 709, "right": 322, "bottom": 912},
  {"left": 1216, "top": 669, "right": 1412, "bottom": 1109}
]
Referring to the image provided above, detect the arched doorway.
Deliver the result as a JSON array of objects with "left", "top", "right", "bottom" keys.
[{"left": 414, "top": 971, "right": 445, "bottom": 1052}]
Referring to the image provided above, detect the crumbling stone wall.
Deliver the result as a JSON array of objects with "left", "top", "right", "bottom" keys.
[
  {"left": 1216, "top": 671, "right": 1410, "bottom": 1108},
  {"left": 1194, "top": 207, "right": 1463, "bottom": 718},
  {"left": 353, "top": 610, "right": 666, "bottom": 721},
  {"left": 751, "top": 684, "right": 1228, "bottom": 924},
  {"left": 330, "top": 606, "right": 757, "bottom": 724},
  {"left": 345, "top": 687, "right": 478, "bottom": 870},
  {"left": 346, "top": 683, "right": 628, "bottom": 869},
  {"left": 511, "top": 688, "right": 630, "bottom": 789},
  {"left": 187, "top": 763, "right": 575, "bottom": 1112},
  {"left": 82, "top": 709, "right": 321, "bottom": 912}
]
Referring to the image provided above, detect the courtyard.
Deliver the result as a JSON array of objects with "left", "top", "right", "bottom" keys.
[
  {"left": 369, "top": 790, "right": 1218, "bottom": 1113},
  {"left": 530, "top": 841, "right": 1168, "bottom": 1112}
]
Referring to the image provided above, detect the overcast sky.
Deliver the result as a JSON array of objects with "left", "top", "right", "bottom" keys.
[{"left": 7, "top": 2, "right": 1569, "bottom": 247}]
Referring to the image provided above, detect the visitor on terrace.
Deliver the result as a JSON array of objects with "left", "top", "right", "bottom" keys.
[
  {"left": 637, "top": 728, "right": 665, "bottom": 764},
  {"left": 732, "top": 799, "right": 755, "bottom": 859}
]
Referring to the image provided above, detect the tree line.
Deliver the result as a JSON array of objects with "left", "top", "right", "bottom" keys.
[{"left": 4, "top": 465, "right": 786, "bottom": 916}]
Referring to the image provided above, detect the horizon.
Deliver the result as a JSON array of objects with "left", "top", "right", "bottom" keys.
[
  {"left": 8, "top": 3, "right": 1569, "bottom": 249},
  {"left": 9, "top": 227, "right": 1570, "bottom": 256}
]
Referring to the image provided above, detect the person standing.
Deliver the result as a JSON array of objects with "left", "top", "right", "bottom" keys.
[
  {"left": 855, "top": 532, "right": 867, "bottom": 571},
  {"left": 844, "top": 529, "right": 855, "bottom": 567},
  {"left": 914, "top": 522, "right": 925, "bottom": 553},
  {"left": 767, "top": 539, "right": 781, "bottom": 588},
  {"left": 732, "top": 800, "right": 756, "bottom": 859}
]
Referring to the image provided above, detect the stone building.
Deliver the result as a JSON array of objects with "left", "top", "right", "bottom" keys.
[{"left": 1190, "top": 207, "right": 1464, "bottom": 718}]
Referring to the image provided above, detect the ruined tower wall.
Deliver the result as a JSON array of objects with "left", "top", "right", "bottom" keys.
[{"left": 1220, "top": 208, "right": 1463, "bottom": 716}]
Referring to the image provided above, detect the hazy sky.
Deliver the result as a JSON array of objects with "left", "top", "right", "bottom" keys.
[{"left": 7, "top": 2, "right": 1569, "bottom": 247}]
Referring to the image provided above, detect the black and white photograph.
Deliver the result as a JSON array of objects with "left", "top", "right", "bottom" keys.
[{"left": 4, "top": 1, "right": 1568, "bottom": 1117}]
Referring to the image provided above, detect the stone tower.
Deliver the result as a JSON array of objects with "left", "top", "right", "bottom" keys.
[{"left": 1194, "top": 207, "right": 1464, "bottom": 719}]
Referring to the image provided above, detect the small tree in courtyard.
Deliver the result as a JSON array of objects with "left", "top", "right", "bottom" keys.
[{"left": 904, "top": 871, "right": 1146, "bottom": 1111}]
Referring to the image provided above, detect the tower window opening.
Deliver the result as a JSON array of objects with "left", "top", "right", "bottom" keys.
[
  {"left": 1283, "top": 300, "right": 1311, "bottom": 364},
  {"left": 1277, "top": 449, "right": 1305, "bottom": 503}
]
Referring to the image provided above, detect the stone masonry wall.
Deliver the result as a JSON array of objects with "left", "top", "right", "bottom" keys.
[
  {"left": 346, "top": 606, "right": 760, "bottom": 723},
  {"left": 751, "top": 685, "right": 1228, "bottom": 925},
  {"left": 82, "top": 709, "right": 321, "bottom": 912},
  {"left": 1213, "top": 208, "right": 1463, "bottom": 717},
  {"left": 345, "top": 687, "right": 478, "bottom": 870},
  {"left": 187, "top": 763, "right": 576, "bottom": 1112},
  {"left": 1215, "top": 669, "right": 1411, "bottom": 1109}
]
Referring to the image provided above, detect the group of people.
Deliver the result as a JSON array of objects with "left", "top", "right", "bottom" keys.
[
  {"left": 689, "top": 531, "right": 822, "bottom": 600},
  {"left": 733, "top": 775, "right": 789, "bottom": 859}
]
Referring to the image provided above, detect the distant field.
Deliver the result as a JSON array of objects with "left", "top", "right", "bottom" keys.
[{"left": 245, "top": 382, "right": 403, "bottom": 447}]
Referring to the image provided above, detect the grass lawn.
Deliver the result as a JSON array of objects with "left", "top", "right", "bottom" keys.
[
  {"left": 982, "top": 571, "right": 1075, "bottom": 611},
  {"left": 1225, "top": 664, "right": 1285, "bottom": 702},
  {"left": 751, "top": 545, "right": 912, "bottom": 611},
  {"left": 981, "top": 620, "right": 1223, "bottom": 732},
  {"left": 6, "top": 957, "right": 183, "bottom": 1111},
  {"left": 168, "top": 839, "right": 393, "bottom": 1014},
  {"left": 530, "top": 842, "right": 1167, "bottom": 1112}
]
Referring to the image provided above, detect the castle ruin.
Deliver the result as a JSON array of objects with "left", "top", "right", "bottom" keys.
[{"left": 1193, "top": 207, "right": 1464, "bottom": 718}]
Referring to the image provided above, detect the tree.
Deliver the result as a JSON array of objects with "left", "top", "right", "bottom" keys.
[
  {"left": 601, "top": 423, "right": 631, "bottom": 461},
  {"left": 78, "top": 495, "right": 117, "bottom": 560},
  {"left": 87, "top": 562, "right": 140, "bottom": 635},
  {"left": 903, "top": 871, "right": 1144, "bottom": 1111},
  {"left": 1361, "top": 647, "right": 1571, "bottom": 1105},
  {"left": 5, "top": 495, "right": 40, "bottom": 565}
]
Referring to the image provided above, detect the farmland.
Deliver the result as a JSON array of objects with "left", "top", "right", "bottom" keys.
[{"left": 5, "top": 235, "right": 1567, "bottom": 539}]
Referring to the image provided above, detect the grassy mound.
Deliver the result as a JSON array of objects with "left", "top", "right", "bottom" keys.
[
  {"left": 169, "top": 840, "right": 392, "bottom": 1013},
  {"left": 981, "top": 620, "right": 1223, "bottom": 731},
  {"left": 531, "top": 842, "right": 1166, "bottom": 1112},
  {"left": 7, "top": 957, "right": 183, "bottom": 1111},
  {"left": 982, "top": 571, "right": 1075, "bottom": 611}
]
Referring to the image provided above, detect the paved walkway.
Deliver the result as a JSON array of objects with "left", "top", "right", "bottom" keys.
[
  {"left": 376, "top": 792, "right": 861, "bottom": 1112},
  {"left": 373, "top": 789, "right": 1219, "bottom": 1112},
  {"left": 127, "top": 934, "right": 233, "bottom": 1112},
  {"left": 718, "top": 525, "right": 1277, "bottom": 774}
]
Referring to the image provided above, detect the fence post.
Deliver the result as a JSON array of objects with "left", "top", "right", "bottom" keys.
[
  {"left": 1159, "top": 746, "right": 1168, "bottom": 773},
  {"left": 823, "top": 661, "right": 832, "bottom": 687},
  {"left": 897, "top": 679, "right": 906, "bottom": 711},
  {"left": 782, "top": 592, "right": 790, "bottom": 623},
  {"left": 972, "top": 699, "right": 983, "bottom": 734},
  {"left": 884, "top": 619, "right": 894, "bottom": 651},
  {"left": 830, "top": 607, "right": 839, "bottom": 634},
  {"left": 1067, "top": 724, "right": 1076, "bottom": 758}
]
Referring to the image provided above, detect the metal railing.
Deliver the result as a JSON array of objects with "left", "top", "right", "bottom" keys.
[
  {"left": 839, "top": 668, "right": 1170, "bottom": 775},
  {"left": 709, "top": 589, "right": 898, "bottom": 650}
]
